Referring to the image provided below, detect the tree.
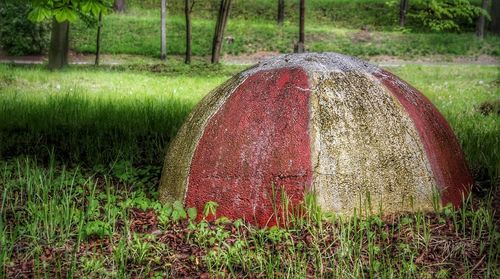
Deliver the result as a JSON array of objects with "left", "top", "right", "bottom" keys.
[
  {"left": 277, "top": 0, "right": 285, "bottom": 25},
  {"left": 211, "top": 0, "right": 232, "bottom": 64},
  {"left": 294, "top": 0, "right": 305, "bottom": 53},
  {"left": 95, "top": 11, "right": 103, "bottom": 65},
  {"left": 399, "top": 0, "right": 409, "bottom": 27},
  {"left": 48, "top": 18, "right": 70, "bottom": 70},
  {"left": 476, "top": 0, "right": 489, "bottom": 39},
  {"left": 0, "top": 0, "right": 50, "bottom": 56},
  {"left": 490, "top": 0, "right": 499, "bottom": 34},
  {"left": 113, "top": 0, "right": 126, "bottom": 12},
  {"left": 161, "top": 0, "right": 167, "bottom": 61},
  {"left": 28, "top": 0, "right": 111, "bottom": 70},
  {"left": 405, "top": 0, "right": 481, "bottom": 32},
  {"left": 185, "top": 0, "right": 195, "bottom": 64}
]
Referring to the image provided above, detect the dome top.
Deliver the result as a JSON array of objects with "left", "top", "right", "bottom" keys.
[{"left": 242, "top": 52, "right": 379, "bottom": 77}]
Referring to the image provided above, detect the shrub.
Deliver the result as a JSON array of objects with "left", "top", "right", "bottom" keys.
[
  {"left": 0, "top": 0, "right": 50, "bottom": 56},
  {"left": 399, "top": 0, "right": 482, "bottom": 32}
]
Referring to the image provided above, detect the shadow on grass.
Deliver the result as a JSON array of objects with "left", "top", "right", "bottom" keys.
[{"left": 0, "top": 86, "right": 192, "bottom": 166}]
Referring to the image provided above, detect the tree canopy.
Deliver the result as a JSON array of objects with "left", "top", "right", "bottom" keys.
[{"left": 28, "top": 0, "right": 111, "bottom": 22}]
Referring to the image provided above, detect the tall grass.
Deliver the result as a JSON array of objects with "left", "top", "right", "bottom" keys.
[
  {"left": 0, "top": 157, "right": 498, "bottom": 277},
  {"left": 0, "top": 64, "right": 231, "bottom": 165}
]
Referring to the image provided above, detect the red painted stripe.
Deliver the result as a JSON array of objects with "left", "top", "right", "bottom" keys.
[
  {"left": 374, "top": 70, "right": 473, "bottom": 207},
  {"left": 186, "top": 68, "right": 312, "bottom": 226}
]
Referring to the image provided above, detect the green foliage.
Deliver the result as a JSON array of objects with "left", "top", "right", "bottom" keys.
[
  {"left": 83, "top": 220, "right": 112, "bottom": 238},
  {"left": 131, "top": 0, "right": 394, "bottom": 29},
  {"left": 396, "top": 0, "right": 483, "bottom": 32},
  {"left": 28, "top": 0, "right": 113, "bottom": 22},
  {"left": 203, "top": 201, "right": 219, "bottom": 219},
  {"left": 0, "top": 0, "right": 50, "bottom": 55}
]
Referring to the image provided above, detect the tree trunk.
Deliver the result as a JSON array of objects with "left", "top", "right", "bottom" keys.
[
  {"left": 399, "top": 0, "right": 409, "bottom": 27},
  {"left": 185, "top": 0, "right": 193, "bottom": 64},
  {"left": 48, "top": 18, "right": 69, "bottom": 70},
  {"left": 476, "top": 0, "right": 489, "bottom": 39},
  {"left": 211, "top": 0, "right": 232, "bottom": 64},
  {"left": 294, "top": 0, "right": 305, "bottom": 53},
  {"left": 161, "top": 0, "right": 167, "bottom": 60},
  {"left": 113, "top": 0, "right": 127, "bottom": 13},
  {"left": 490, "top": 0, "right": 499, "bottom": 34},
  {"left": 277, "top": 0, "right": 285, "bottom": 25},
  {"left": 95, "top": 12, "right": 103, "bottom": 66}
]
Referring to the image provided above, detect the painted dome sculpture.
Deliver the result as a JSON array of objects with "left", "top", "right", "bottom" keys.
[{"left": 158, "top": 53, "right": 473, "bottom": 226}]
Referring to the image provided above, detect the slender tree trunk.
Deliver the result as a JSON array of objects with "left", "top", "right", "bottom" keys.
[
  {"left": 476, "top": 0, "right": 489, "bottom": 39},
  {"left": 399, "top": 0, "right": 409, "bottom": 27},
  {"left": 489, "top": 0, "right": 499, "bottom": 34},
  {"left": 161, "top": 0, "right": 167, "bottom": 60},
  {"left": 48, "top": 18, "right": 69, "bottom": 70},
  {"left": 211, "top": 0, "right": 232, "bottom": 64},
  {"left": 113, "top": 0, "right": 127, "bottom": 13},
  {"left": 277, "top": 0, "right": 285, "bottom": 25},
  {"left": 185, "top": 0, "right": 193, "bottom": 64},
  {"left": 95, "top": 12, "right": 103, "bottom": 66},
  {"left": 294, "top": 0, "right": 305, "bottom": 53}
]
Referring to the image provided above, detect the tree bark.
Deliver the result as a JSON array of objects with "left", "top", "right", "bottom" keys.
[
  {"left": 399, "top": 0, "right": 409, "bottom": 27},
  {"left": 95, "top": 12, "right": 103, "bottom": 66},
  {"left": 476, "top": 0, "right": 489, "bottom": 39},
  {"left": 211, "top": 0, "right": 232, "bottom": 64},
  {"left": 490, "top": 0, "right": 499, "bottom": 34},
  {"left": 185, "top": 0, "right": 194, "bottom": 64},
  {"left": 277, "top": 0, "right": 285, "bottom": 25},
  {"left": 48, "top": 18, "right": 69, "bottom": 70},
  {"left": 161, "top": 0, "right": 167, "bottom": 60},
  {"left": 294, "top": 0, "right": 305, "bottom": 53},
  {"left": 113, "top": 0, "right": 127, "bottom": 13}
]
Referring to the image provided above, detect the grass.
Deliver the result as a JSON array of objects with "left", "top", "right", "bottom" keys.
[
  {"left": 131, "top": 0, "right": 484, "bottom": 30},
  {"left": 67, "top": 0, "right": 500, "bottom": 59},
  {"left": 0, "top": 63, "right": 499, "bottom": 277},
  {"left": 0, "top": 158, "right": 498, "bottom": 277},
  {"left": 0, "top": 63, "right": 240, "bottom": 165},
  {"left": 71, "top": 13, "right": 500, "bottom": 59},
  {"left": 1, "top": 63, "right": 498, "bottom": 178}
]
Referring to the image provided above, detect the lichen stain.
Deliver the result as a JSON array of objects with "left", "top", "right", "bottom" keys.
[{"left": 309, "top": 71, "right": 437, "bottom": 215}]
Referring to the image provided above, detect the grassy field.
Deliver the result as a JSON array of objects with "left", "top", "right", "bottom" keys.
[
  {"left": 0, "top": 63, "right": 499, "bottom": 277},
  {"left": 68, "top": 1, "right": 500, "bottom": 59}
]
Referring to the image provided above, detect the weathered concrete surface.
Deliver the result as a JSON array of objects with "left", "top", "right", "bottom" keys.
[
  {"left": 309, "top": 71, "right": 436, "bottom": 214},
  {"left": 158, "top": 76, "right": 246, "bottom": 202},
  {"left": 374, "top": 70, "right": 473, "bottom": 207},
  {"left": 186, "top": 68, "right": 312, "bottom": 225},
  {"left": 159, "top": 52, "right": 473, "bottom": 226}
]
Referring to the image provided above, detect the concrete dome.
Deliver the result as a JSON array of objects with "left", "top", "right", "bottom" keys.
[{"left": 159, "top": 53, "right": 473, "bottom": 226}]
